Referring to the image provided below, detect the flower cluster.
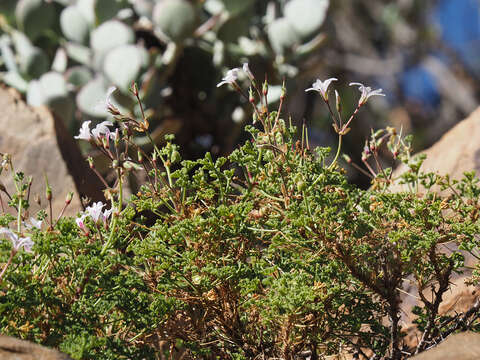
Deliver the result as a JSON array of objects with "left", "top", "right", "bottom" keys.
[
  {"left": 217, "top": 63, "right": 255, "bottom": 88},
  {"left": 74, "top": 120, "right": 116, "bottom": 142},
  {"left": 75, "top": 86, "right": 120, "bottom": 142},
  {"left": 76, "top": 201, "right": 113, "bottom": 234}
]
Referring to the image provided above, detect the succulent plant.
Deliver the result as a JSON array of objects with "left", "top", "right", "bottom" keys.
[{"left": 0, "top": 0, "right": 330, "bottom": 155}]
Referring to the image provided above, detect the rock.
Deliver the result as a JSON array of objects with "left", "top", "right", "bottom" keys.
[
  {"left": 390, "top": 107, "right": 480, "bottom": 349},
  {"left": 410, "top": 331, "right": 480, "bottom": 360},
  {"left": 0, "top": 334, "right": 72, "bottom": 360},
  {"left": 0, "top": 86, "right": 104, "bottom": 218},
  {"left": 391, "top": 106, "right": 480, "bottom": 193}
]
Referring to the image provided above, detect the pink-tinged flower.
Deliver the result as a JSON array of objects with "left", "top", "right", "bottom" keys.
[
  {"left": 217, "top": 68, "right": 239, "bottom": 88},
  {"left": 75, "top": 214, "right": 88, "bottom": 233},
  {"left": 101, "top": 207, "right": 113, "bottom": 225},
  {"left": 0, "top": 228, "right": 34, "bottom": 253},
  {"left": 305, "top": 78, "right": 338, "bottom": 101},
  {"left": 243, "top": 63, "right": 254, "bottom": 81},
  {"left": 74, "top": 120, "right": 92, "bottom": 141},
  {"left": 91, "top": 121, "right": 114, "bottom": 140},
  {"left": 349, "top": 82, "right": 385, "bottom": 106}
]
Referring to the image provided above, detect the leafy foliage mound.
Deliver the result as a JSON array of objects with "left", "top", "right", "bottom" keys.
[{"left": 1, "top": 72, "right": 480, "bottom": 360}]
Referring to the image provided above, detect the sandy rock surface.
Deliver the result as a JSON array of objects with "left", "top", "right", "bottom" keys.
[
  {"left": 0, "top": 334, "right": 71, "bottom": 360},
  {"left": 0, "top": 87, "right": 104, "bottom": 217},
  {"left": 410, "top": 331, "right": 480, "bottom": 360}
]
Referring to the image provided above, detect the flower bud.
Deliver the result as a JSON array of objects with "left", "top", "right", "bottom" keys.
[
  {"left": 262, "top": 80, "right": 268, "bottom": 97},
  {"left": 65, "top": 192, "right": 73, "bottom": 205},
  {"left": 342, "top": 154, "right": 352, "bottom": 164},
  {"left": 335, "top": 90, "right": 341, "bottom": 114},
  {"left": 171, "top": 150, "right": 181, "bottom": 164}
]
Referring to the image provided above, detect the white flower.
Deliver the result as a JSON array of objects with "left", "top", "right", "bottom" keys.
[
  {"left": 74, "top": 121, "right": 92, "bottom": 141},
  {"left": 91, "top": 121, "right": 114, "bottom": 140},
  {"left": 0, "top": 228, "right": 34, "bottom": 253},
  {"left": 94, "top": 86, "right": 119, "bottom": 115},
  {"left": 85, "top": 201, "right": 105, "bottom": 222},
  {"left": 243, "top": 63, "right": 254, "bottom": 81},
  {"left": 24, "top": 217, "right": 42, "bottom": 230},
  {"left": 105, "top": 86, "right": 117, "bottom": 108},
  {"left": 217, "top": 68, "right": 239, "bottom": 88},
  {"left": 305, "top": 78, "right": 338, "bottom": 101},
  {"left": 349, "top": 82, "right": 385, "bottom": 106}
]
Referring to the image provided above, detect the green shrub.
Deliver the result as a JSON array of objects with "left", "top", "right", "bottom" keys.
[{"left": 1, "top": 67, "right": 480, "bottom": 359}]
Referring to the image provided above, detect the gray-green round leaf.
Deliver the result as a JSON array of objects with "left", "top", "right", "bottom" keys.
[
  {"left": 76, "top": 0, "right": 95, "bottom": 26},
  {"left": 66, "top": 66, "right": 93, "bottom": 88},
  {"left": 2, "top": 72, "right": 29, "bottom": 93},
  {"left": 27, "top": 72, "right": 70, "bottom": 110},
  {"left": 152, "top": 0, "right": 197, "bottom": 42},
  {"left": 26, "top": 80, "right": 45, "bottom": 106},
  {"left": 65, "top": 42, "right": 92, "bottom": 66},
  {"left": 60, "top": 6, "right": 90, "bottom": 44},
  {"left": 284, "top": 0, "right": 329, "bottom": 38},
  {"left": 0, "top": 37, "right": 18, "bottom": 72},
  {"left": 267, "top": 17, "right": 300, "bottom": 55},
  {"left": 204, "top": 0, "right": 223, "bottom": 15},
  {"left": 39, "top": 72, "right": 68, "bottom": 101},
  {"left": 19, "top": 46, "right": 49, "bottom": 79},
  {"left": 76, "top": 76, "right": 109, "bottom": 117},
  {"left": 90, "top": 20, "right": 135, "bottom": 53},
  {"left": 133, "top": 0, "right": 154, "bottom": 18},
  {"left": 103, "top": 45, "right": 144, "bottom": 93},
  {"left": 15, "top": 0, "right": 55, "bottom": 41}
]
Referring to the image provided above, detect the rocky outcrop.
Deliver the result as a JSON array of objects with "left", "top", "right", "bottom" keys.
[
  {"left": 0, "top": 334, "right": 71, "bottom": 360},
  {"left": 391, "top": 106, "right": 480, "bottom": 193},
  {"left": 0, "top": 86, "right": 104, "bottom": 217},
  {"left": 411, "top": 331, "right": 480, "bottom": 360}
]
